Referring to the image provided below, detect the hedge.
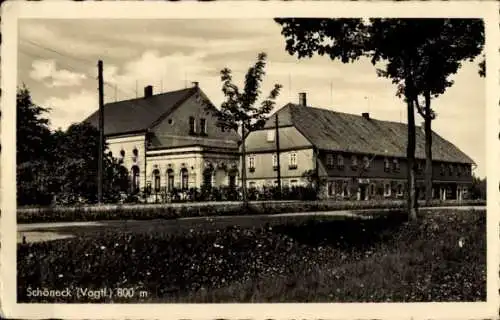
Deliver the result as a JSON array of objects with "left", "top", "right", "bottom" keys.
[{"left": 17, "top": 199, "right": 486, "bottom": 224}]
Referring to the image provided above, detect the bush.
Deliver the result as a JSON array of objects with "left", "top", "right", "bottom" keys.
[{"left": 17, "top": 199, "right": 486, "bottom": 224}]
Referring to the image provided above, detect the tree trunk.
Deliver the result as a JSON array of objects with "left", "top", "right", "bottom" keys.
[
  {"left": 240, "top": 125, "right": 248, "bottom": 207},
  {"left": 405, "top": 79, "right": 418, "bottom": 222},
  {"left": 424, "top": 90, "right": 433, "bottom": 205}
]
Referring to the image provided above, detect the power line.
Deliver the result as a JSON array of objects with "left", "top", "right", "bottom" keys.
[{"left": 20, "top": 38, "right": 95, "bottom": 66}]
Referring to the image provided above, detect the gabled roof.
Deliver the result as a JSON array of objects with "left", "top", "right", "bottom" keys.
[
  {"left": 84, "top": 87, "right": 197, "bottom": 136},
  {"left": 262, "top": 103, "right": 474, "bottom": 164}
]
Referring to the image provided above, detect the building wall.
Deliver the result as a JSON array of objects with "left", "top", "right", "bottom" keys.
[
  {"left": 145, "top": 147, "right": 240, "bottom": 191},
  {"left": 319, "top": 151, "right": 473, "bottom": 183},
  {"left": 106, "top": 133, "right": 147, "bottom": 189},
  {"left": 150, "top": 93, "right": 239, "bottom": 143},
  {"left": 245, "top": 148, "right": 315, "bottom": 187}
]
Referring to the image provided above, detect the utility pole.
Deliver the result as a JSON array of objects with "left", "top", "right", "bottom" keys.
[
  {"left": 275, "top": 113, "right": 282, "bottom": 199},
  {"left": 241, "top": 122, "right": 248, "bottom": 206},
  {"left": 97, "top": 60, "right": 104, "bottom": 204}
]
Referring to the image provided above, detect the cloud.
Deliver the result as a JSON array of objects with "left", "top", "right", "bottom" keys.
[
  {"left": 100, "top": 50, "right": 211, "bottom": 99},
  {"left": 30, "top": 60, "right": 87, "bottom": 87},
  {"left": 43, "top": 90, "right": 98, "bottom": 130}
]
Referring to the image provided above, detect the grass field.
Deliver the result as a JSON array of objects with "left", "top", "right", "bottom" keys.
[{"left": 17, "top": 208, "right": 486, "bottom": 303}]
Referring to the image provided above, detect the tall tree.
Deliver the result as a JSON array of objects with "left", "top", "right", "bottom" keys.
[
  {"left": 214, "top": 52, "right": 282, "bottom": 205},
  {"left": 408, "top": 19, "right": 484, "bottom": 205},
  {"left": 275, "top": 18, "right": 483, "bottom": 220},
  {"left": 16, "top": 85, "right": 54, "bottom": 205}
]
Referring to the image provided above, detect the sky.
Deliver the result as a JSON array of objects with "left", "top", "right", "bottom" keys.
[{"left": 17, "top": 19, "right": 486, "bottom": 178}]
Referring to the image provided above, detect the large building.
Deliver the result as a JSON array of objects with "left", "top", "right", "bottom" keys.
[
  {"left": 85, "top": 83, "right": 241, "bottom": 198},
  {"left": 244, "top": 93, "right": 475, "bottom": 201}
]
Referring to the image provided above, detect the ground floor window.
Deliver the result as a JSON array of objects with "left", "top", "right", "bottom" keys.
[
  {"left": 180, "top": 168, "right": 189, "bottom": 190},
  {"left": 131, "top": 166, "right": 140, "bottom": 193},
  {"left": 203, "top": 168, "right": 213, "bottom": 188},
  {"left": 384, "top": 183, "right": 391, "bottom": 197},
  {"left": 167, "top": 169, "right": 174, "bottom": 191},
  {"left": 397, "top": 184, "right": 403, "bottom": 196},
  {"left": 153, "top": 169, "right": 160, "bottom": 192}
]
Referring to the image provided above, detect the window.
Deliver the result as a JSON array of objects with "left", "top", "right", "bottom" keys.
[
  {"left": 167, "top": 169, "right": 174, "bottom": 191},
  {"left": 370, "top": 184, "right": 375, "bottom": 195},
  {"left": 337, "top": 155, "right": 344, "bottom": 168},
  {"left": 342, "top": 181, "right": 349, "bottom": 197},
  {"left": 189, "top": 116, "right": 196, "bottom": 134},
  {"left": 200, "top": 118, "right": 207, "bottom": 135},
  {"left": 457, "top": 165, "right": 462, "bottom": 176},
  {"left": 203, "top": 168, "right": 213, "bottom": 188},
  {"left": 153, "top": 169, "right": 161, "bottom": 192},
  {"left": 326, "top": 154, "right": 335, "bottom": 168},
  {"left": 440, "top": 163, "right": 445, "bottom": 176},
  {"left": 351, "top": 155, "right": 358, "bottom": 169},
  {"left": 266, "top": 130, "right": 275, "bottom": 142},
  {"left": 289, "top": 152, "right": 297, "bottom": 169},
  {"left": 384, "top": 183, "right": 391, "bottom": 197},
  {"left": 248, "top": 155, "right": 255, "bottom": 172},
  {"left": 120, "top": 149, "right": 125, "bottom": 158},
  {"left": 448, "top": 164, "right": 453, "bottom": 176},
  {"left": 272, "top": 153, "right": 278, "bottom": 170},
  {"left": 133, "top": 148, "right": 138, "bottom": 157},
  {"left": 384, "top": 158, "right": 390, "bottom": 172},
  {"left": 131, "top": 166, "right": 140, "bottom": 193},
  {"left": 397, "top": 184, "right": 403, "bottom": 196},
  {"left": 392, "top": 159, "right": 400, "bottom": 172},
  {"left": 363, "top": 156, "right": 370, "bottom": 169},
  {"left": 180, "top": 168, "right": 189, "bottom": 190},
  {"left": 249, "top": 181, "right": 256, "bottom": 189},
  {"left": 290, "top": 179, "right": 298, "bottom": 187}
]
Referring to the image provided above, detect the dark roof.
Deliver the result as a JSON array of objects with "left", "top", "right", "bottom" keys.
[
  {"left": 84, "top": 87, "right": 196, "bottom": 136},
  {"left": 263, "top": 103, "right": 474, "bottom": 164}
]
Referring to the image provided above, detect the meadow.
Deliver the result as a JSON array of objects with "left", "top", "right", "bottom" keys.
[{"left": 17, "top": 208, "right": 486, "bottom": 303}]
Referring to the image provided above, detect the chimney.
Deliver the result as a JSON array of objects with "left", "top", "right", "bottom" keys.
[
  {"left": 192, "top": 81, "right": 199, "bottom": 88},
  {"left": 362, "top": 112, "right": 370, "bottom": 119},
  {"left": 298, "top": 92, "right": 307, "bottom": 106},
  {"left": 144, "top": 85, "right": 153, "bottom": 98}
]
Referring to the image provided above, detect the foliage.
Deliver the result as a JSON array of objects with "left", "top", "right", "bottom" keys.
[
  {"left": 18, "top": 209, "right": 485, "bottom": 302},
  {"left": 215, "top": 52, "right": 283, "bottom": 132},
  {"left": 469, "top": 176, "right": 486, "bottom": 200},
  {"left": 16, "top": 86, "right": 129, "bottom": 205},
  {"left": 213, "top": 52, "right": 282, "bottom": 203},
  {"left": 17, "top": 199, "right": 485, "bottom": 224}
]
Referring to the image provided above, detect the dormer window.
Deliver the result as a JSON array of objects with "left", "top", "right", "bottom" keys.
[
  {"left": 363, "top": 156, "right": 370, "bottom": 169},
  {"left": 189, "top": 116, "right": 196, "bottom": 134},
  {"left": 392, "top": 159, "right": 400, "bottom": 172},
  {"left": 200, "top": 118, "right": 207, "bottom": 135},
  {"left": 351, "top": 155, "right": 358, "bottom": 169},
  {"left": 384, "top": 158, "right": 390, "bottom": 172},
  {"left": 337, "top": 155, "right": 344, "bottom": 169},
  {"left": 326, "top": 154, "right": 335, "bottom": 168}
]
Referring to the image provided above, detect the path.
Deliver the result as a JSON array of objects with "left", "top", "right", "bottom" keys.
[{"left": 17, "top": 206, "right": 485, "bottom": 244}]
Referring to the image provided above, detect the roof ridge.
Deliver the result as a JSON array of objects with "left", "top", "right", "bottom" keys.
[{"left": 103, "top": 87, "right": 195, "bottom": 106}]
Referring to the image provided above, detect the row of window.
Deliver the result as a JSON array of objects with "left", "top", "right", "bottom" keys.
[
  {"left": 119, "top": 148, "right": 139, "bottom": 159},
  {"left": 189, "top": 117, "right": 208, "bottom": 135},
  {"left": 327, "top": 181, "right": 403, "bottom": 197},
  {"left": 247, "top": 152, "right": 298, "bottom": 171},
  {"left": 325, "top": 154, "right": 401, "bottom": 172},
  {"left": 440, "top": 163, "right": 471, "bottom": 177}
]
